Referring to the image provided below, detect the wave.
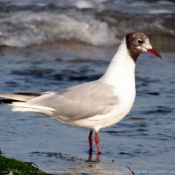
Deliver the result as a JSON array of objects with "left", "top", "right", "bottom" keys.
[{"left": 0, "top": 2, "right": 174, "bottom": 47}]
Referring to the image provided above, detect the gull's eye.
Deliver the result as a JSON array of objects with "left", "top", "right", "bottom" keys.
[{"left": 137, "top": 39, "right": 143, "bottom": 44}]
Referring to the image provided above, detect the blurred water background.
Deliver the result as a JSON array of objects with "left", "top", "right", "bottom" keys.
[{"left": 0, "top": 0, "right": 175, "bottom": 174}]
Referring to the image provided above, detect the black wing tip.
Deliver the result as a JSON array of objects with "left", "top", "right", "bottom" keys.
[
  {"left": 0, "top": 99, "right": 21, "bottom": 104},
  {"left": 15, "top": 92, "right": 42, "bottom": 96}
]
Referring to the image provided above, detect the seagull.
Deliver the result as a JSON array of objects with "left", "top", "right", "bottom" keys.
[{"left": 0, "top": 32, "right": 161, "bottom": 154}]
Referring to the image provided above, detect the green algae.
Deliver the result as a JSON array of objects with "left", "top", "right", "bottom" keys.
[{"left": 0, "top": 155, "right": 48, "bottom": 175}]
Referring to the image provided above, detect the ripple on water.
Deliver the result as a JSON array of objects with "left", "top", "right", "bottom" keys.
[
  {"left": 53, "top": 73, "right": 101, "bottom": 82},
  {"left": 141, "top": 106, "right": 172, "bottom": 115}
]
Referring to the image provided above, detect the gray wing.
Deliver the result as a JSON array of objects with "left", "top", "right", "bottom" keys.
[{"left": 27, "top": 80, "right": 118, "bottom": 121}]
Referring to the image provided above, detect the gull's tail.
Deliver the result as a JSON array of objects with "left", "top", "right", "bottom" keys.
[{"left": 0, "top": 92, "right": 55, "bottom": 115}]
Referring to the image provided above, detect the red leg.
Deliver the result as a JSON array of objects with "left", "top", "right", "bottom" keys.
[
  {"left": 94, "top": 132, "right": 102, "bottom": 154},
  {"left": 89, "top": 131, "right": 93, "bottom": 152}
]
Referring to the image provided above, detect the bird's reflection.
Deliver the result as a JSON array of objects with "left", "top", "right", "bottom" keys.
[{"left": 88, "top": 153, "right": 101, "bottom": 162}]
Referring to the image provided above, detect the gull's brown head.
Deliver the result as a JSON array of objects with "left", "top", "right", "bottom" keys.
[{"left": 126, "top": 32, "right": 162, "bottom": 62}]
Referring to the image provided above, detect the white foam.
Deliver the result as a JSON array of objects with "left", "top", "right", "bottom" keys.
[
  {"left": 148, "top": 9, "right": 173, "bottom": 14},
  {"left": 74, "top": 0, "right": 94, "bottom": 9},
  {"left": 0, "top": 11, "right": 117, "bottom": 47}
]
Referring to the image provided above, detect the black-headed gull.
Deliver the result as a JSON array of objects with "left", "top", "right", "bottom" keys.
[{"left": 0, "top": 32, "right": 161, "bottom": 154}]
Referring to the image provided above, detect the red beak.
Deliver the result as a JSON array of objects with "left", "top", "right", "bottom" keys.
[{"left": 147, "top": 49, "right": 162, "bottom": 59}]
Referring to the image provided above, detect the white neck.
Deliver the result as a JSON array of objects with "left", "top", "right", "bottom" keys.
[{"left": 100, "top": 37, "right": 136, "bottom": 87}]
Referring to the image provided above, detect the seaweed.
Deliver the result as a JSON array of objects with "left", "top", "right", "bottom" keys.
[{"left": 0, "top": 155, "right": 48, "bottom": 175}]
